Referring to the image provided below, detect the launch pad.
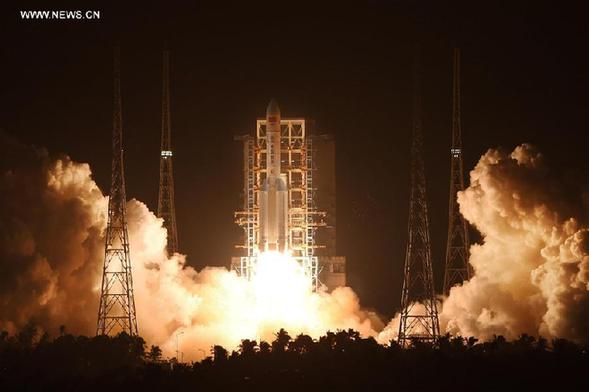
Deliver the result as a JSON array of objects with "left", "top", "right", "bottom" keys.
[
  {"left": 234, "top": 112, "right": 322, "bottom": 291},
  {"left": 233, "top": 103, "right": 345, "bottom": 291}
]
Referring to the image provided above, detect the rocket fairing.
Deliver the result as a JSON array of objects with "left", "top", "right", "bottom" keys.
[{"left": 259, "top": 100, "right": 289, "bottom": 253}]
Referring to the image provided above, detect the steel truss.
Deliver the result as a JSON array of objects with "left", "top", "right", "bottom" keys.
[
  {"left": 97, "top": 47, "right": 138, "bottom": 336},
  {"left": 235, "top": 119, "right": 325, "bottom": 291},
  {"left": 398, "top": 46, "right": 440, "bottom": 346},
  {"left": 443, "top": 48, "right": 471, "bottom": 294}
]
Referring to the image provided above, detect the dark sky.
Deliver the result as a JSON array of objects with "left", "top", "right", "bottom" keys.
[{"left": 2, "top": 1, "right": 588, "bottom": 318}]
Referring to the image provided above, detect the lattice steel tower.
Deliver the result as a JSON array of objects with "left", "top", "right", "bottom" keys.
[
  {"left": 97, "top": 47, "right": 139, "bottom": 336},
  {"left": 157, "top": 49, "right": 179, "bottom": 255},
  {"left": 443, "top": 48, "right": 471, "bottom": 295},
  {"left": 398, "top": 47, "right": 440, "bottom": 346}
]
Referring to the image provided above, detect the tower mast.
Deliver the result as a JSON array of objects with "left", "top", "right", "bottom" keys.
[
  {"left": 443, "top": 48, "right": 471, "bottom": 295},
  {"left": 157, "top": 49, "right": 179, "bottom": 255},
  {"left": 97, "top": 47, "right": 139, "bottom": 336},
  {"left": 398, "top": 46, "right": 440, "bottom": 346}
]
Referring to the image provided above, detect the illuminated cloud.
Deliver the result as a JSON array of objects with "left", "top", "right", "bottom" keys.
[
  {"left": 440, "top": 144, "right": 589, "bottom": 342},
  {"left": 0, "top": 134, "right": 382, "bottom": 360},
  {"left": 3, "top": 135, "right": 589, "bottom": 360}
]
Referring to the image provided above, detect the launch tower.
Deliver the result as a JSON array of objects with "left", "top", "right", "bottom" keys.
[{"left": 233, "top": 103, "right": 343, "bottom": 291}]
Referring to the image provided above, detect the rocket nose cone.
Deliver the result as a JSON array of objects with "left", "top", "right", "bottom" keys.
[{"left": 266, "top": 99, "right": 280, "bottom": 117}]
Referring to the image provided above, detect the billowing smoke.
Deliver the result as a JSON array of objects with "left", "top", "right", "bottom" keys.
[
  {"left": 440, "top": 144, "right": 589, "bottom": 342},
  {"left": 4, "top": 134, "right": 589, "bottom": 358},
  {"left": 128, "top": 209, "right": 382, "bottom": 359},
  {"left": 0, "top": 134, "right": 106, "bottom": 335},
  {"left": 0, "top": 133, "right": 382, "bottom": 360}
]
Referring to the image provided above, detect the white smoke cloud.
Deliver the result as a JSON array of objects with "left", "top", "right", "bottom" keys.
[
  {"left": 127, "top": 205, "right": 385, "bottom": 359},
  {"left": 0, "top": 134, "right": 383, "bottom": 360},
  {"left": 0, "top": 136, "right": 106, "bottom": 335},
  {"left": 440, "top": 144, "right": 589, "bottom": 342},
  {"left": 4, "top": 135, "right": 589, "bottom": 359}
]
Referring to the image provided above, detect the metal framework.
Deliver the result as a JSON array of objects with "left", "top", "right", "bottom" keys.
[
  {"left": 443, "top": 48, "right": 471, "bottom": 294},
  {"left": 97, "top": 47, "right": 139, "bottom": 336},
  {"left": 157, "top": 49, "right": 179, "bottom": 255},
  {"left": 235, "top": 119, "right": 324, "bottom": 290},
  {"left": 398, "top": 47, "right": 440, "bottom": 346}
]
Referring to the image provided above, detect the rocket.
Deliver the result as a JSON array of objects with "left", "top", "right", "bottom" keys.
[{"left": 259, "top": 100, "right": 289, "bottom": 253}]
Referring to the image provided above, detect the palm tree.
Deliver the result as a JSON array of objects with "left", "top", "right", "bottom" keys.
[
  {"left": 239, "top": 339, "right": 257, "bottom": 357},
  {"left": 272, "top": 329, "right": 291, "bottom": 353},
  {"left": 147, "top": 345, "right": 162, "bottom": 362},
  {"left": 289, "top": 334, "right": 314, "bottom": 354},
  {"left": 212, "top": 345, "right": 228, "bottom": 362}
]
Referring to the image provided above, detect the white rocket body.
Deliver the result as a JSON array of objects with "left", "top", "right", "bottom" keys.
[{"left": 259, "top": 100, "right": 289, "bottom": 252}]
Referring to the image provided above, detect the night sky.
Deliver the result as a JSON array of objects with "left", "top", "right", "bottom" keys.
[{"left": 3, "top": 1, "right": 588, "bottom": 318}]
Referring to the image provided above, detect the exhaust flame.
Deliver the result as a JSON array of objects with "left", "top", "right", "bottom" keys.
[{"left": 251, "top": 251, "right": 313, "bottom": 326}]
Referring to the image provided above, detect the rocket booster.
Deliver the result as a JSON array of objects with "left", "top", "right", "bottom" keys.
[{"left": 259, "top": 100, "right": 289, "bottom": 252}]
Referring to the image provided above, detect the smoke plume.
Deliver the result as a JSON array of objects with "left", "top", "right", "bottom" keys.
[
  {"left": 0, "top": 134, "right": 382, "bottom": 360},
  {"left": 440, "top": 144, "right": 589, "bottom": 342},
  {"left": 0, "top": 134, "right": 106, "bottom": 335},
  {"left": 3, "top": 133, "right": 589, "bottom": 358}
]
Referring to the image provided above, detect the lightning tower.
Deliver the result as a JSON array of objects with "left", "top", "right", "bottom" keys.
[
  {"left": 398, "top": 47, "right": 440, "bottom": 346},
  {"left": 443, "top": 48, "right": 471, "bottom": 295},
  {"left": 97, "top": 47, "right": 139, "bottom": 336},
  {"left": 157, "top": 49, "right": 179, "bottom": 255}
]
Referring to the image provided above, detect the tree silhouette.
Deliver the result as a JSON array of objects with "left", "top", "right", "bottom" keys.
[
  {"left": 271, "top": 328, "right": 291, "bottom": 353},
  {"left": 17, "top": 322, "right": 38, "bottom": 349},
  {"left": 259, "top": 341, "right": 271, "bottom": 355},
  {"left": 212, "top": 345, "right": 228, "bottom": 363},
  {"left": 239, "top": 339, "right": 257, "bottom": 357},
  {"left": 147, "top": 345, "right": 163, "bottom": 362},
  {"left": 1, "top": 325, "right": 588, "bottom": 389},
  {"left": 289, "top": 333, "right": 313, "bottom": 354}
]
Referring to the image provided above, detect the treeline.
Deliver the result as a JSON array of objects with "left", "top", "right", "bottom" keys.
[{"left": 1, "top": 325, "right": 587, "bottom": 390}]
